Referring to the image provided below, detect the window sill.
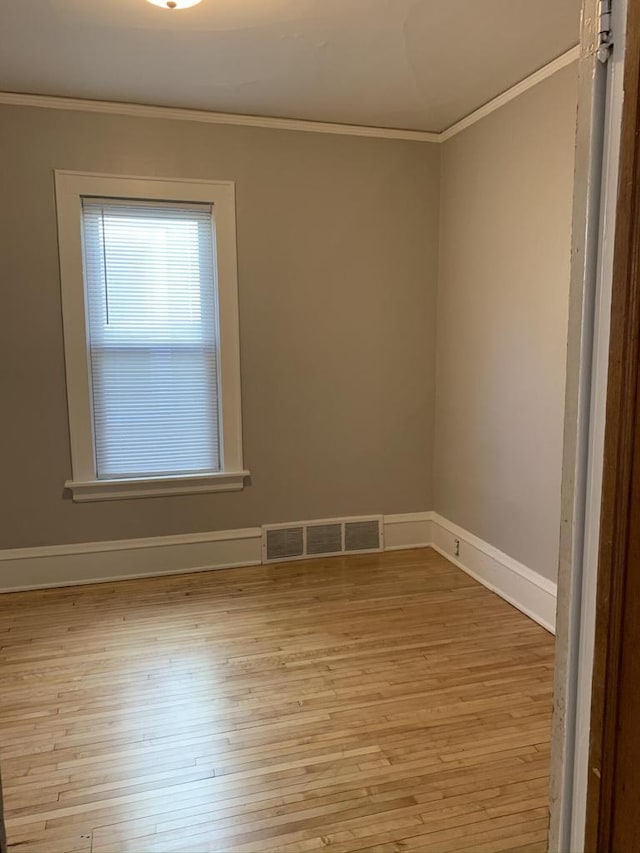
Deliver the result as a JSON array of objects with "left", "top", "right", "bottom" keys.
[{"left": 65, "top": 471, "right": 249, "bottom": 502}]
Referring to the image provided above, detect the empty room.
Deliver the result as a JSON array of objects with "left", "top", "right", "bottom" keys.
[{"left": 1, "top": 0, "right": 628, "bottom": 851}]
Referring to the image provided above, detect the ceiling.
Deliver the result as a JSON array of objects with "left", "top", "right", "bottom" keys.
[{"left": 0, "top": 0, "right": 582, "bottom": 133}]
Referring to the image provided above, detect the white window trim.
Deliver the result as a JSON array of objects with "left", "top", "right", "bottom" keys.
[{"left": 55, "top": 171, "right": 248, "bottom": 501}]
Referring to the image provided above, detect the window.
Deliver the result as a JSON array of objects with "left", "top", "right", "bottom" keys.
[{"left": 56, "top": 172, "right": 246, "bottom": 501}]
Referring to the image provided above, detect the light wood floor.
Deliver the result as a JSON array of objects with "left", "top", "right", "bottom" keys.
[{"left": 0, "top": 548, "right": 554, "bottom": 853}]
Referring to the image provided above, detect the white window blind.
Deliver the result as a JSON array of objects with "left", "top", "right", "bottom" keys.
[{"left": 81, "top": 198, "right": 221, "bottom": 480}]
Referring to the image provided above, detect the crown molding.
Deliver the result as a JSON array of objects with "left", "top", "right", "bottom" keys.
[
  {"left": 440, "top": 46, "right": 580, "bottom": 141},
  {"left": 0, "top": 91, "right": 439, "bottom": 143},
  {"left": 0, "top": 46, "right": 579, "bottom": 145}
]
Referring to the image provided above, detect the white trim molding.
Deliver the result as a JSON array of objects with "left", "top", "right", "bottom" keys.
[
  {"left": 383, "top": 512, "right": 434, "bottom": 550},
  {"left": 439, "top": 47, "right": 580, "bottom": 141},
  {"left": 0, "top": 47, "right": 579, "bottom": 145},
  {"left": 0, "top": 91, "right": 439, "bottom": 143},
  {"left": 66, "top": 471, "right": 249, "bottom": 502},
  {"left": 0, "top": 511, "right": 558, "bottom": 637},
  {"left": 0, "top": 528, "right": 263, "bottom": 592},
  {"left": 0, "top": 515, "right": 423, "bottom": 592},
  {"left": 55, "top": 171, "right": 246, "bottom": 501},
  {"left": 430, "top": 514, "right": 558, "bottom": 634}
]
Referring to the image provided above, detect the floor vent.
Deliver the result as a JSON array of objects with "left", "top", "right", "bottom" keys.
[
  {"left": 262, "top": 516, "right": 383, "bottom": 563},
  {"left": 306, "top": 523, "right": 342, "bottom": 556},
  {"left": 265, "top": 527, "right": 304, "bottom": 561},
  {"left": 345, "top": 519, "right": 381, "bottom": 552}
]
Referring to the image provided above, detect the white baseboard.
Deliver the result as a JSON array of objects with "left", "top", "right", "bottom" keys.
[
  {"left": 0, "top": 511, "right": 557, "bottom": 634},
  {"left": 430, "top": 514, "right": 557, "bottom": 634},
  {"left": 383, "top": 512, "right": 434, "bottom": 551},
  {"left": 0, "top": 513, "right": 432, "bottom": 593},
  {"left": 0, "top": 528, "right": 263, "bottom": 592}
]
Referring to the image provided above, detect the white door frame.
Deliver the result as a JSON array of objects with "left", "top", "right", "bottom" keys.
[{"left": 549, "top": 1, "right": 627, "bottom": 849}]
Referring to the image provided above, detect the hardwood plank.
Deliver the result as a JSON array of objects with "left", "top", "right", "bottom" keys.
[{"left": 0, "top": 548, "right": 553, "bottom": 851}]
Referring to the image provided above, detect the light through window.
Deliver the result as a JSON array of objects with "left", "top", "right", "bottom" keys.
[{"left": 81, "top": 200, "right": 221, "bottom": 479}]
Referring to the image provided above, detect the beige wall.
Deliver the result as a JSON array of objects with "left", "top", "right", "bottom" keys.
[
  {"left": 0, "top": 106, "right": 440, "bottom": 548},
  {"left": 0, "top": 71, "right": 577, "bottom": 567},
  {"left": 434, "top": 65, "right": 578, "bottom": 581}
]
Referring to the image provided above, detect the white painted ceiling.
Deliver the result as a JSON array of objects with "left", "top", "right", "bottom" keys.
[{"left": 0, "top": 0, "right": 581, "bottom": 133}]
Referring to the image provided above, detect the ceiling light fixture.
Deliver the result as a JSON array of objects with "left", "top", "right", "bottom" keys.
[{"left": 147, "top": 0, "right": 202, "bottom": 9}]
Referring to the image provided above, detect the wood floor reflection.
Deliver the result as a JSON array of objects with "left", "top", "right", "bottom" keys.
[{"left": 0, "top": 548, "right": 553, "bottom": 852}]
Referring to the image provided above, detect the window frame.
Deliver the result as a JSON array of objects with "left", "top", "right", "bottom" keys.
[{"left": 55, "top": 171, "right": 247, "bottom": 502}]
